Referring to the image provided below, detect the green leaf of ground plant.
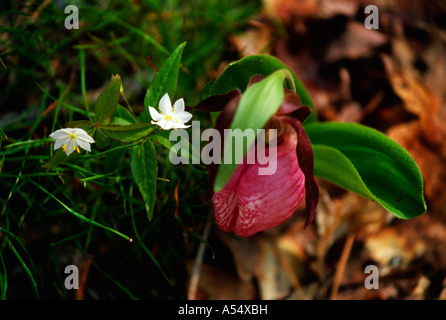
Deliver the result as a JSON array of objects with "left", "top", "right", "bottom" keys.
[
  {"left": 42, "top": 148, "right": 78, "bottom": 169},
  {"left": 130, "top": 141, "right": 158, "bottom": 220},
  {"left": 143, "top": 42, "right": 186, "bottom": 122},
  {"left": 206, "top": 54, "right": 317, "bottom": 123},
  {"left": 305, "top": 122, "right": 427, "bottom": 219},
  {"left": 95, "top": 74, "right": 122, "bottom": 125},
  {"left": 214, "top": 69, "right": 288, "bottom": 192},
  {"left": 112, "top": 105, "right": 137, "bottom": 124},
  {"left": 150, "top": 130, "right": 200, "bottom": 164},
  {"left": 100, "top": 123, "right": 156, "bottom": 142}
]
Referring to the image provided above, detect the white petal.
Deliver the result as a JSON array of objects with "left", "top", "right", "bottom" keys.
[
  {"left": 76, "top": 139, "right": 92, "bottom": 152},
  {"left": 174, "top": 111, "right": 192, "bottom": 123},
  {"left": 159, "top": 93, "right": 172, "bottom": 115},
  {"left": 49, "top": 129, "right": 69, "bottom": 140},
  {"left": 76, "top": 133, "right": 95, "bottom": 143},
  {"left": 173, "top": 98, "right": 185, "bottom": 113},
  {"left": 60, "top": 128, "right": 76, "bottom": 135},
  {"left": 149, "top": 107, "right": 164, "bottom": 121},
  {"left": 152, "top": 119, "right": 168, "bottom": 130},
  {"left": 73, "top": 128, "right": 95, "bottom": 142},
  {"left": 163, "top": 119, "right": 178, "bottom": 130},
  {"left": 65, "top": 140, "right": 76, "bottom": 156},
  {"left": 53, "top": 136, "right": 70, "bottom": 150}
]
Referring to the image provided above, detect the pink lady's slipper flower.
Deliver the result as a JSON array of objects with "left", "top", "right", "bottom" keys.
[{"left": 195, "top": 76, "right": 319, "bottom": 237}]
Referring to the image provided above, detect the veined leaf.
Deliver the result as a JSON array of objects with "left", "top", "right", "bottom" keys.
[
  {"left": 95, "top": 74, "right": 122, "bottom": 125},
  {"left": 142, "top": 42, "right": 186, "bottom": 122},
  {"left": 94, "top": 128, "right": 111, "bottom": 149},
  {"left": 306, "top": 122, "right": 427, "bottom": 219},
  {"left": 130, "top": 141, "right": 158, "bottom": 220},
  {"left": 100, "top": 123, "right": 156, "bottom": 142},
  {"left": 66, "top": 120, "right": 94, "bottom": 132},
  {"left": 112, "top": 105, "right": 137, "bottom": 124},
  {"left": 214, "top": 69, "right": 287, "bottom": 192}
]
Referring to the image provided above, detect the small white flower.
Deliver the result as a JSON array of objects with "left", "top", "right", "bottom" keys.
[
  {"left": 148, "top": 93, "right": 192, "bottom": 130},
  {"left": 49, "top": 128, "right": 95, "bottom": 156}
]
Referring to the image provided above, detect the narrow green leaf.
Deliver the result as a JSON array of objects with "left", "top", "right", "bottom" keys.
[
  {"left": 130, "top": 141, "right": 158, "bottom": 220},
  {"left": 100, "top": 123, "right": 156, "bottom": 142},
  {"left": 0, "top": 228, "right": 39, "bottom": 299},
  {"left": 128, "top": 184, "right": 174, "bottom": 286},
  {"left": 306, "top": 122, "right": 427, "bottom": 219},
  {"left": 207, "top": 54, "right": 317, "bottom": 123},
  {"left": 214, "top": 69, "right": 287, "bottom": 192},
  {"left": 142, "top": 42, "right": 186, "bottom": 122},
  {"left": 28, "top": 179, "right": 133, "bottom": 242},
  {"left": 95, "top": 74, "right": 122, "bottom": 125}
]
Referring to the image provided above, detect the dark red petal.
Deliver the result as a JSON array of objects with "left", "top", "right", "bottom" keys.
[
  {"left": 247, "top": 74, "right": 265, "bottom": 87},
  {"left": 276, "top": 90, "right": 303, "bottom": 115},
  {"left": 278, "top": 116, "right": 319, "bottom": 229},
  {"left": 276, "top": 90, "right": 312, "bottom": 123},
  {"left": 292, "top": 105, "right": 312, "bottom": 123}
]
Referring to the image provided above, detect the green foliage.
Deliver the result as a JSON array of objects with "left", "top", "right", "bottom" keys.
[
  {"left": 305, "top": 122, "right": 427, "bottom": 219},
  {"left": 1, "top": 0, "right": 259, "bottom": 299},
  {"left": 142, "top": 42, "right": 186, "bottom": 122},
  {"left": 99, "top": 124, "right": 156, "bottom": 142},
  {"left": 130, "top": 141, "right": 158, "bottom": 220},
  {"left": 95, "top": 74, "right": 122, "bottom": 125}
]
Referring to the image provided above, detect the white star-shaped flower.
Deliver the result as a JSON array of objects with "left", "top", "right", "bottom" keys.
[
  {"left": 148, "top": 93, "right": 192, "bottom": 130},
  {"left": 49, "top": 128, "right": 95, "bottom": 156}
]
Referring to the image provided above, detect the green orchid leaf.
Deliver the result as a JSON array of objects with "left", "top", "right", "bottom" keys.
[
  {"left": 95, "top": 74, "right": 122, "bottom": 125},
  {"left": 130, "top": 141, "right": 158, "bottom": 220},
  {"left": 142, "top": 42, "right": 186, "bottom": 122},
  {"left": 100, "top": 123, "right": 156, "bottom": 142},
  {"left": 305, "top": 122, "right": 427, "bottom": 219},
  {"left": 206, "top": 54, "right": 317, "bottom": 123},
  {"left": 213, "top": 69, "right": 287, "bottom": 192}
]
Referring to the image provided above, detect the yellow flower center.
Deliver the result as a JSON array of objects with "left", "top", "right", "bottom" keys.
[
  {"left": 69, "top": 133, "right": 77, "bottom": 139},
  {"left": 165, "top": 115, "right": 172, "bottom": 120}
]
